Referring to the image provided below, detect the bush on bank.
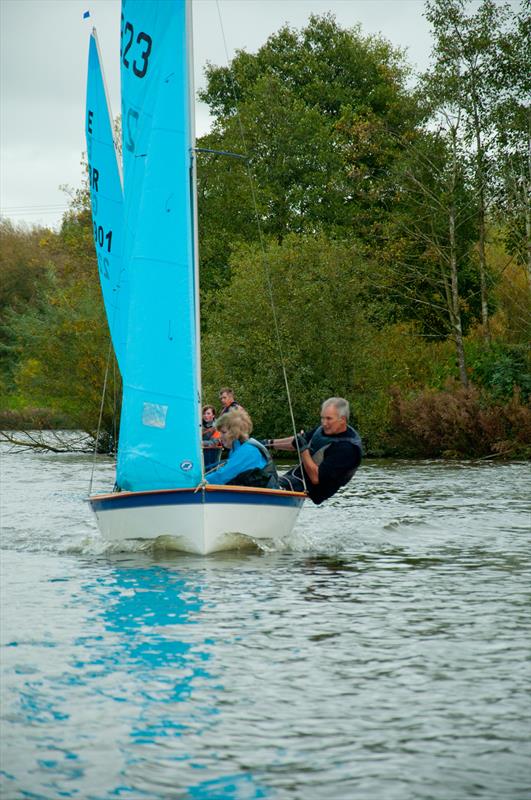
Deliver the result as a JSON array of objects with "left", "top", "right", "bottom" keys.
[{"left": 386, "top": 383, "right": 531, "bottom": 459}]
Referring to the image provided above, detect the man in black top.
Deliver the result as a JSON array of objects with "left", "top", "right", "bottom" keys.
[{"left": 267, "top": 397, "right": 362, "bottom": 504}]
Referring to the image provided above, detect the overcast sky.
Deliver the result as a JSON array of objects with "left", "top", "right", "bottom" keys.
[{"left": 1, "top": 0, "right": 443, "bottom": 228}]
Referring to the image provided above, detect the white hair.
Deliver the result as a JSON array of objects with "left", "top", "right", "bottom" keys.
[{"left": 322, "top": 397, "right": 350, "bottom": 420}]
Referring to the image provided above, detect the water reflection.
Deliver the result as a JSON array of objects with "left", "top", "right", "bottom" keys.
[
  {"left": 82, "top": 559, "right": 268, "bottom": 798},
  {"left": 1, "top": 555, "right": 271, "bottom": 799}
]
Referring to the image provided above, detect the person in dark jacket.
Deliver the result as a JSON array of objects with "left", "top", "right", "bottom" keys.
[
  {"left": 202, "top": 404, "right": 222, "bottom": 469},
  {"left": 218, "top": 387, "right": 241, "bottom": 416},
  {"left": 266, "top": 397, "right": 362, "bottom": 504}
]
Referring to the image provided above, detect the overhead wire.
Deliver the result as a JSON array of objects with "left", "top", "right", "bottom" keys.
[
  {"left": 0, "top": 203, "right": 70, "bottom": 223},
  {"left": 89, "top": 341, "right": 114, "bottom": 496}
]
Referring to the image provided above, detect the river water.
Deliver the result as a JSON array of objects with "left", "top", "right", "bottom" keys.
[{"left": 0, "top": 443, "right": 530, "bottom": 800}]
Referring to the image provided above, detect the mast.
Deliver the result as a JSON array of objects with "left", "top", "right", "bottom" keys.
[{"left": 187, "top": 0, "right": 205, "bottom": 478}]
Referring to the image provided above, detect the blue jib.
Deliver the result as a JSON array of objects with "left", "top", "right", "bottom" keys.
[
  {"left": 85, "top": 32, "right": 127, "bottom": 371},
  {"left": 86, "top": 1, "right": 202, "bottom": 492}
]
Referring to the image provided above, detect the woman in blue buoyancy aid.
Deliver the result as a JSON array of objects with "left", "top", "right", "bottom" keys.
[{"left": 205, "top": 407, "right": 279, "bottom": 488}]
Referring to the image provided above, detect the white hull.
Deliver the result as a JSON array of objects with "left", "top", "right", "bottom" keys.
[{"left": 90, "top": 485, "right": 305, "bottom": 555}]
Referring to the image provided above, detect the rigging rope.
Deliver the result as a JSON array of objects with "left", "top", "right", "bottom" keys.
[
  {"left": 88, "top": 340, "right": 114, "bottom": 496},
  {"left": 214, "top": 0, "right": 308, "bottom": 492}
]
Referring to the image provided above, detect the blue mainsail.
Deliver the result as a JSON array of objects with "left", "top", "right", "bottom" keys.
[
  {"left": 116, "top": 0, "right": 202, "bottom": 491},
  {"left": 85, "top": 31, "right": 127, "bottom": 371},
  {"left": 120, "top": 0, "right": 170, "bottom": 258}
]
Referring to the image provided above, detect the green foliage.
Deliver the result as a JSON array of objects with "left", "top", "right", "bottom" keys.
[
  {"left": 423, "top": 0, "right": 511, "bottom": 121},
  {"left": 373, "top": 128, "right": 483, "bottom": 337},
  {"left": 0, "top": 402, "right": 73, "bottom": 430},
  {"left": 491, "top": 4, "right": 530, "bottom": 271},
  {"left": 1, "top": 209, "right": 119, "bottom": 442},
  {"left": 0, "top": 219, "right": 57, "bottom": 388},
  {"left": 489, "top": 248, "right": 531, "bottom": 348},
  {"left": 201, "top": 233, "right": 461, "bottom": 453},
  {"left": 201, "top": 14, "right": 415, "bottom": 124},
  {"left": 347, "top": 324, "right": 455, "bottom": 453},
  {"left": 0, "top": 220, "right": 51, "bottom": 314},
  {"left": 6, "top": 268, "right": 118, "bottom": 436},
  {"left": 1, "top": 6, "right": 529, "bottom": 461},
  {"left": 466, "top": 339, "right": 531, "bottom": 400},
  {"left": 202, "top": 234, "right": 365, "bottom": 435},
  {"left": 197, "top": 13, "right": 422, "bottom": 290}
]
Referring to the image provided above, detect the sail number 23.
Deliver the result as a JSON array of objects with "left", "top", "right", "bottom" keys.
[{"left": 121, "top": 15, "right": 152, "bottom": 79}]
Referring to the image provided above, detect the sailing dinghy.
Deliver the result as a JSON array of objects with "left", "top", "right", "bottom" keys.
[{"left": 86, "top": 0, "right": 305, "bottom": 554}]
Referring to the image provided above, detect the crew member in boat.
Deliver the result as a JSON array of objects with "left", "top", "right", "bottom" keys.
[
  {"left": 205, "top": 408, "right": 279, "bottom": 488},
  {"left": 218, "top": 387, "right": 241, "bottom": 416},
  {"left": 266, "top": 397, "right": 362, "bottom": 504},
  {"left": 202, "top": 404, "right": 222, "bottom": 469}
]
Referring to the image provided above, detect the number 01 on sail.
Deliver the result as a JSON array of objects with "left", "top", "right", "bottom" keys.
[{"left": 86, "top": 0, "right": 305, "bottom": 554}]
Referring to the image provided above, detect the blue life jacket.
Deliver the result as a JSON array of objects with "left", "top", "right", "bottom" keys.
[{"left": 226, "top": 437, "right": 279, "bottom": 489}]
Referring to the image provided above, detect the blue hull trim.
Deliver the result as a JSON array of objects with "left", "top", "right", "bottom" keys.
[{"left": 90, "top": 488, "right": 305, "bottom": 514}]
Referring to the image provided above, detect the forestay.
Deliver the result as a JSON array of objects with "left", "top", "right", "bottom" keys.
[
  {"left": 116, "top": 0, "right": 202, "bottom": 492},
  {"left": 85, "top": 31, "right": 126, "bottom": 371}
]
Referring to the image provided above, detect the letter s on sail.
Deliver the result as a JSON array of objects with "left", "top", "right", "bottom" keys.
[{"left": 125, "top": 107, "right": 139, "bottom": 153}]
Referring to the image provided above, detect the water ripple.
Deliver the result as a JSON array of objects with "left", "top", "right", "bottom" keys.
[{"left": 1, "top": 448, "right": 530, "bottom": 798}]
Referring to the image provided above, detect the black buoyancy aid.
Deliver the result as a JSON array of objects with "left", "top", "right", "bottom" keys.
[
  {"left": 202, "top": 422, "right": 216, "bottom": 441},
  {"left": 203, "top": 422, "right": 221, "bottom": 444},
  {"left": 220, "top": 401, "right": 240, "bottom": 416},
  {"left": 226, "top": 438, "right": 279, "bottom": 489},
  {"left": 308, "top": 425, "right": 362, "bottom": 481}
]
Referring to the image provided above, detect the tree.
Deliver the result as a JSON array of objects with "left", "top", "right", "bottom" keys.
[
  {"left": 201, "top": 234, "right": 368, "bottom": 434},
  {"left": 424, "top": 0, "right": 514, "bottom": 341},
  {"left": 1, "top": 204, "right": 119, "bottom": 447},
  {"left": 0, "top": 219, "right": 56, "bottom": 390},
  {"left": 200, "top": 233, "right": 454, "bottom": 451},
  {"left": 491, "top": 5, "right": 531, "bottom": 281},
  {"left": 5, "top": 266, "right": 118, "bottom": 441},
  {"left": 197, "top": 14, "right": 422, "bottom": 290},
  {"left": 381, "top": 119, "right": 484, "bottom": 385}
]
